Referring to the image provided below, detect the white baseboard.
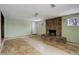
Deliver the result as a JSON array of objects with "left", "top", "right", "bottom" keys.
[
  {"left": 5, "top": 35, "right": 28, "bottom": 40},
  {"left": 67, "top": 41, "right": 79, "bottom": 47}
]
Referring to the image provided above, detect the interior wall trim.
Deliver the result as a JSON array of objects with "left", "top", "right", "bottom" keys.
[
  {"left": 4, "top": 35, "right": 28, "bottom": 40},
  {"left": 67, "top": 41, "right": 79, "bottom": 47}
]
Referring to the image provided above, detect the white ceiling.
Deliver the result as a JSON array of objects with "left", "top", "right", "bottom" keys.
[{"left": 0, "top": 4, "right": 79, "bottom": 22}]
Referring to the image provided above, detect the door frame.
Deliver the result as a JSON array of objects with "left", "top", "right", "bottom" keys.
[{"left": 1, "top": 12, "right": 4, "bottom": 42}]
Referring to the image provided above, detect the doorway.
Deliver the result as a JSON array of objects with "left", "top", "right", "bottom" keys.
[
  {"left": 1, "top": 12, "right": 4, "bottom": 42},
  {"left": 32, "top": 21, "right": 37, "bottom": 35}
]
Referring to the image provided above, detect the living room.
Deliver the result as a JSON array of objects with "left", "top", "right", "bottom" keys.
[{"left": 0, "top": 4, "right": 79, "bottom": 55}]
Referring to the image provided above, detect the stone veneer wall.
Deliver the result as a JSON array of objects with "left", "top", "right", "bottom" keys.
[{"left": 46, "top": 17, "right": 61, "bottom": 36}]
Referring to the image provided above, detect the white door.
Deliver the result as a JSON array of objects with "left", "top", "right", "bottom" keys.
[{"left": 32, "top": 22, "right": 37, "bottom": 34}]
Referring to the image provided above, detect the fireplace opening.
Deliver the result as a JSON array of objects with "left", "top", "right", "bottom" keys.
[{"left": 49, "top": 30, "right": 56, "bottom": 36}]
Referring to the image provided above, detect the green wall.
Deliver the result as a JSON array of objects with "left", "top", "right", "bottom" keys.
[
  {"left": 37, "top": 21, "right": 46, "bottom": 35},
  {"left": 62, "top": 13, "right": 79, "bottom": 44},
  {"left": 5, "top": 19, "right": 32, "bottom": 37},
  {"left": 5, "top": 19, "right": 46, "bottom": 38}
]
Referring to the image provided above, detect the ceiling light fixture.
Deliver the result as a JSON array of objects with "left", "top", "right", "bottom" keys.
[
  {"left": 50, "top": 4, "right": 55, "bottom": 8},
  {"left": 34, "top": 12, "right": 39, "bottom": 17},
  {"left": 33, "top": 12, "right": 42, "bottom": 22}
]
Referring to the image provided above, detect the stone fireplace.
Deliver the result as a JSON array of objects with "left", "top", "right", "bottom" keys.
[{"left": 46, "top": 17, "right": 61, "bottom": 36}]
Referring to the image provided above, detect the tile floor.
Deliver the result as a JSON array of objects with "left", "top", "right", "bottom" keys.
[
  {"left": 24, "top": 36, "right": 69, "bottom": 55},
  {"left": 1, "top": 35, "right": 79, "bottom": 55},
  {"left": 30, "top": 35, "right": 79, "bottom": 55},
  {"left": 1, "top": 38, "right": 41, "bottom": 55}
]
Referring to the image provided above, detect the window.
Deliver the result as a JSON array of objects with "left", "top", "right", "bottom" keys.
[{"left": 67, "top": 17, "right": 79, "bottom": 26}]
